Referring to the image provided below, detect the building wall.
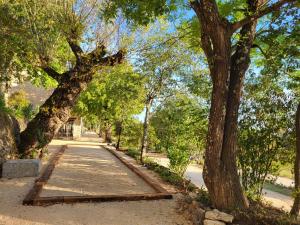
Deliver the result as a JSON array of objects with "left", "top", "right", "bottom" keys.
[
  {"left": 9, "top": 81, "right": 54, "bottom": 107},
  {"left": 72, "top": 117, "right": 82, "bottom": 139},
  {"left": 9, "top": 82, "right": 82, "bottom": 139}
]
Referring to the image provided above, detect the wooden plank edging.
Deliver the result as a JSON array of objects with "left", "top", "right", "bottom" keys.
[
  {"left": 102, "top": 146, "right": 170, "bottom": 194},
  {"left": 23, "top": 145, "right": 67, "bottom": 205},
  {"left": 23, "top": 144, "right": 172, "bottom": 206},
  {"left": 32, "top": 193, "right": 172, "bottom": 206}
]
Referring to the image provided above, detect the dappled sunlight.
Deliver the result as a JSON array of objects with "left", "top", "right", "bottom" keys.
[{"left": 40, "top": 144, "right": 156, "bottom": 197}]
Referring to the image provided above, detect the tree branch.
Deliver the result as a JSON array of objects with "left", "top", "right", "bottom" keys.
[
  {"left": 90, "top": 50, "right": 125, "bottom": 67},
  {"left": 252, "top": 44, "right": 268, "bottom": 58},
  {"left": 231, "top": 0, "right": 296, "bottom": 32},
  {"left": 88, "top": 43, "right": 107, "bottom": 60},
  {"left": 67, "top": 38, "right": 83, "bottom": 61},
  {"left": 41, "top": 66, "right": 62, "bottom": 82}
]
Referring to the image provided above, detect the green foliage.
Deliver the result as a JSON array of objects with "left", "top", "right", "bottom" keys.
[
  {"left": 167, "top": 144, "right": 190, "bottom": 177},
  {"left": 238, "top": 75, "right": 295, "bottom": 199},
  {"left": 102, "top": 0, "right": 179, "bottom": 26},
  {"left": 121, "top": 119, "right": 144, "bottom": 148},
  {"left": 151, "top": 92, "right": 207, "bottom": 161},
  {"left": 126, "top": 147, "right": 140, "bottom": 160},
  {"left": 7, "top": 90, "right": 37, "bottom": 121},
  {"left": 0, "top": 94, "right": 10, "bottom": 113},
  {"left": 143, "top": 157, "right": 196, "bottom": 192},
  {"left": 195, "top": 187, "right": 212, "bottom": 207},
  {"left": 0, "top": 0, "right": 74, "bottom": 87},
  {"left": 131, "top": 19, "right": 200, "bottom": 100},
  {"left": 75, "top": 63, "right": 145, "bottom": 139}
]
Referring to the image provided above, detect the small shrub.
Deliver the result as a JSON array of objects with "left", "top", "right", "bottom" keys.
[
  {"left": 167, "top": 144, "right": 190, "bottom": 177},
  {"left": 143, "top": 157, "right": 196, "bottom": 192},
  {"left": 126, "top": 148, "right": 140, "bottom": 160},
  {"left": 195, "top": 187, "right": 211, "bottom": 207}
]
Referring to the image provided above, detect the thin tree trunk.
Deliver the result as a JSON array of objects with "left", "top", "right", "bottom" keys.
[
  {"left": 116, "top": 121, "right": 122, "bottom": 150},
  {"left": 140, "top": 98, "right": 153, "bottom": 162},
  {"left": 105, "top": 123, "right": 112, "bottom": 143},
  {"left": 98, "top": 125, "right": 102, "bottom": 137},
  {"left": 291, "top": 103, "right": 300, "bottom": 216}
]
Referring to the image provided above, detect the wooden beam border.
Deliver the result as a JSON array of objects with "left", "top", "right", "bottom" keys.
[
  {"left": 23, "top": 144, "right": 172, "bottom": 206},
  {"left": 23, "top": 145, "right": 67, "bottom": 205},
  {"left": 102, "top": 146, "right": 169, "bottom": 194}
]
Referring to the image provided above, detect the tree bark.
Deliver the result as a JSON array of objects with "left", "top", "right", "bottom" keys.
[
  {"left": 104, "top": 123, "right": 112, "bottom": 143},
  {"left": 291, "top": 103, "right": 300, "bottom": 216},
  {"left": 190, "top": 0, "right": 275, "bottom": 210},
  {"left": 19, "top": 72, "right": 91, "bottom": 156},
  {"left": 140, "top": 97, "right": 153, "bottom": 162},
  {"left": 18, "top": 42, "right": 124, "bottom": 156},
  {"left": 115, "top": 121, "right": 122, "bottom": 150}
]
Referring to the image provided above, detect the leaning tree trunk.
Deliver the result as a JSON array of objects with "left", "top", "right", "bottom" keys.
[
  {"left": 19, "top": 73, "right": 92, "bottom": 156},
  {"left": 291, "top": 103, "right": 300, "bottom": 216},
  {"left": 190, "top": 0, "right": 271, "bottom": 210},
  {"left": 140, "top": 97, "right": 153, "bottom": 162},
  {"left": 18, "top": 40, "right": 123, "bottom": 157}
]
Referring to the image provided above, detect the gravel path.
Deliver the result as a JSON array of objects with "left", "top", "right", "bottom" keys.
[
  {"left": 0, "top": 139, "right": 191, "bottom": 225},
  {"left": 40, "top": 144, "right": 155, "bottom": 197}
]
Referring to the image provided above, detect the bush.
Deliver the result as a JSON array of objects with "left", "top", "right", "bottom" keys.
[
  {"left": 167, "top": 144, "right": 190, "bottom": 177},
  {"left": 125, "top": 148, "right": 140, "bottom": 160},
  {"left": 7, "top": 90, "right": 37, "bottom": 121},
  {"left": 143, "top": 157, "right": 196, "bottom": 192},
  {"left": 238, "top": 88, "right": 295, "bottom": 199}
]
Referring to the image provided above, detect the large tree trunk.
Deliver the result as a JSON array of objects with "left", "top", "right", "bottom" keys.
[
  {"left": 140, "top": 97, "right": 153, "bottom": 162},
  {"left": 190, "top": 0, "right": 268, "bottom": 210},
  {"left": 19, "top": 72, "right": 92, "bottom": 156},
  {"left": 18, "top": 41, "right": 124, "bottom": 157},
  {"left": 291, "top": 103, "right": 300, "bottom": 216}
]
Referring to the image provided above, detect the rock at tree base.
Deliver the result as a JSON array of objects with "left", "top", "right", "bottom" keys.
[
  {"left": 205, "top": 209, "right": 234, "bottom": 223},
  {"left": 0, "top": 111, "right": 20, "bottom": 164},
  {"left": 2, "top": 159, "right": 41, "bottom": 178},
  {"left": 203, "top": 219, "right": 225, "bottom": 225}
]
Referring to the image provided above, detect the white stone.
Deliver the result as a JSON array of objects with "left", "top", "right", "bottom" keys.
[
  {"left": 2, "top": 159, "right": 41, "bottom": 178},
  {"left": 203, "top": 219, "right": 226, "bottom": 225},
  {"left": 205, "top": 209, "right": 234, "bottom": 223}
]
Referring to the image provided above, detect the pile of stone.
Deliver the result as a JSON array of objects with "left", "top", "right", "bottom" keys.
[
  {"left": 177, "top": 195, "right": 236, "bottom": 225},
  {"left": 0, "top": 111, "right": 41, "bottom": 178},
  {"left": 204, "top": 209, "right": 234, "bottom": 225},
  {"left": 0, "top": 111, "right": 20, "bottom": 164}
]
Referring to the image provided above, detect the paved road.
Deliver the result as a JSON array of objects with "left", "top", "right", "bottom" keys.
[{"left": 149, "top": 155, "right": 294, "bottom": 212}]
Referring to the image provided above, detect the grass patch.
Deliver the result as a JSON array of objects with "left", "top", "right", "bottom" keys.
[
  {"left": 277, "top": 163, "right": 293, "bottom": 179},
  {"left": 125, "top": 148, "right": 140, "bottom": 160},
  {"left": 143, "top": 157, "right": 197, "bottom": 192},
  {"left": 264, "top": 182, "right": 293, "bottom": 196},
  {"left": 124, "top": 148, "right": 197, "bottom": 192}
]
